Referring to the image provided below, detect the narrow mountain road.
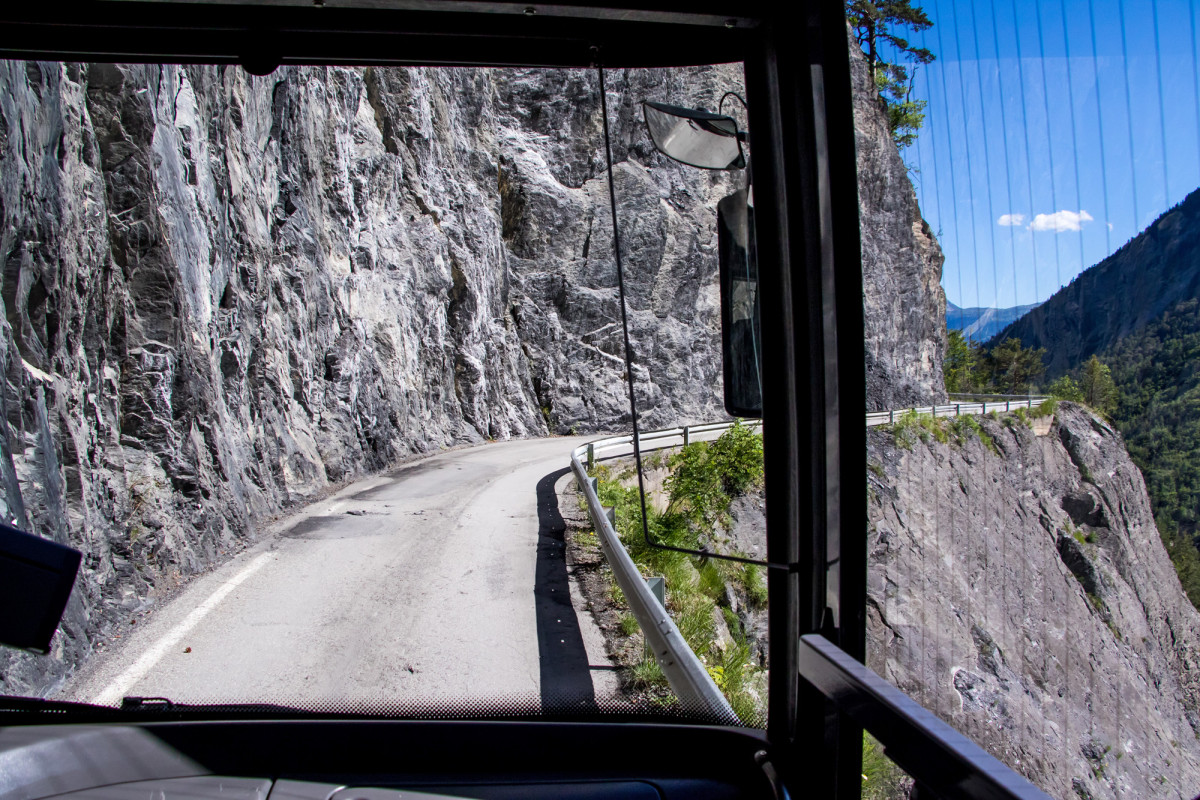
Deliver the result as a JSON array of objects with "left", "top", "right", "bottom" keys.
[{"left": 61, "top": 436, "right": 620, "bottom": 711}]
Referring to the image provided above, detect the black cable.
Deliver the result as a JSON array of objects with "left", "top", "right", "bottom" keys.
[
  {"left": 594, "top": 58, "right": 794, "bottom": 573},
  {"left": 596, "top": 61, "right": 655, "bottom": 562}
]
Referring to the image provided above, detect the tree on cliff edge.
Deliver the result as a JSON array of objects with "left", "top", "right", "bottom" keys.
[{"left": 846, "top": 0, "right": 935, "bottom": 149}]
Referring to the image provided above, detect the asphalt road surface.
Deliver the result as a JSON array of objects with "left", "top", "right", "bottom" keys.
[{"left": 62, "top": 436, "right": 620, "bottom": 712}]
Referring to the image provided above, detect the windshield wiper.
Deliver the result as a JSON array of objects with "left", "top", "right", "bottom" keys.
[
  {"left": 0, "top": 693, "right": 305, "bottom": 718},
  {"left": 118, "top": 696, "right": 302, "bottom": 714},
  {"left": 0, "top": 694, "right": 119, "bottom": 715}
]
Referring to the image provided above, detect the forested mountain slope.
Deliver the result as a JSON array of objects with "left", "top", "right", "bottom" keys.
[
  {"left": 995, "top": 188, "right": 1200, "bottom": 375},
  {"left": 1100, "top": 299, "right": 1200, "bottom": 604}
]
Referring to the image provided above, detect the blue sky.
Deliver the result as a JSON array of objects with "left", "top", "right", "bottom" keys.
[{"left": 896, "top": 0, "right": 1200, "bottom": 310}]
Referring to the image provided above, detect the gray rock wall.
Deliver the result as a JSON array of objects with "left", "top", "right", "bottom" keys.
[
  {"left": 850, "top": 34, "right": 947, "bottom": 411},
  {"left": 0, "top": 61, "right": 742, "bottom": 693},
  {"left": 868, "top": 403, "right": 1200, "bottom": 796}
]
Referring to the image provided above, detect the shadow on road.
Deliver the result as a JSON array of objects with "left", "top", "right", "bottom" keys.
[{"left": 535, "top": 467, "right": 597, "bottom": 711}]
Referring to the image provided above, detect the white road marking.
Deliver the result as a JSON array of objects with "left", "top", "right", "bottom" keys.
[{"left": 93, "top": 552, "right": 273, "bottom": 706}]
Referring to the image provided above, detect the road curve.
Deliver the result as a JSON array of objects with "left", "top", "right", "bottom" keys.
[{"left": 61, "top": 436, "right": 618, "bottom": 711}]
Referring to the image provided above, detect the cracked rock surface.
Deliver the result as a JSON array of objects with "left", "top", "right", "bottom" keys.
[
  {"left": 0, "top": 61, "right": 747, "bottom": 693},
  {"left": 867, "top": 403, "right": 1200, "bottom": 797}
]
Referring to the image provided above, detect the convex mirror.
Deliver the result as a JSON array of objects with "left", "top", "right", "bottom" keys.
[{"left": 642, "top": 101, "right": 746, "bottom": 170}]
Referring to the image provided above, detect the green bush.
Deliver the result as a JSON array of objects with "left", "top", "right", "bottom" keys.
[
  {"left": 1048, "top": 374, "right": 1084, "bottom": 402},
  {"left": 707, "top": 421, "right": 765, "bottom": 495},
  {"left": 665, "top": 421, "right": 764, "bottom": 530},
  {"left": 1032, "top": 398, "right": 1058, "bottom": 418}
]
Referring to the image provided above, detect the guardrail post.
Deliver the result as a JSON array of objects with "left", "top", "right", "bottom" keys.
[
  {"left": 587, "top": 442, "right": 594, "bottom": 471},
  {"left": 982, "top": 401, "right": 987, "bottom": 414},
  {"left": 955, "top": 403, "right": 960, "bottom": 417},
  {"left": 889, "top": 409, "right": 894, "bottom": 424},
  {"left": 683, "top": 426, "right": 690, "bottom": 446},
  {"left": 605, "top": 506, "right": 616, "bottom": 530},
  {"left": 1006, "top": 400, "right": 1011, "bottom": 412}
]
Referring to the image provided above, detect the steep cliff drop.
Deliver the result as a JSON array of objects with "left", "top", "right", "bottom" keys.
[{"left": 868, "top": 403, "right": 1200, "bottom": 797}]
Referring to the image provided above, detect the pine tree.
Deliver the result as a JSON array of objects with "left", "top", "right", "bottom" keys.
[
  {"left": 1080, "top": 355, "right": 1117, "bottom": 415},
  {"left": 846, "top": 1, "right": 936, "bottom": 149},
  {"left": 943, "top": 329, "right": 974, "bottom": 393},
  {"left": 984, "top": 338, "right": 1046, "bottom": 394}
]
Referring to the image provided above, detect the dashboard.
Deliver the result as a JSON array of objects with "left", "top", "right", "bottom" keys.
[{"left": 0, "top": 720, "right": 777, "bottom": 800}]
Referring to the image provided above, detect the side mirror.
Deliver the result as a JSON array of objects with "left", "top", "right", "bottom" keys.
[
  {"left": 641, "top": 97, "right": 756, "bottom": 415},
  {"left": 718, "top": 188, "right": 762, "bottom": 417},
  {"left": 643, "top": 101, "right": 746, "bottom": 170},
  {"left": 0, "top": 522, "right": 81, "bottom": 654}
]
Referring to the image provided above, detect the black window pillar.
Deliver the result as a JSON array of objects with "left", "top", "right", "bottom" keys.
[{"left": 746, "top": 0, "right": 867, "bottom": 796}]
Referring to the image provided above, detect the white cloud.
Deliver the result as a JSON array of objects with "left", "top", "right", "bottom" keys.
[
  {"left": 997, "top": 213, "right": 1025, "bottom": 226},
  {"left": 1027, "top": 209, "right": 1094, "bottom": 233}
]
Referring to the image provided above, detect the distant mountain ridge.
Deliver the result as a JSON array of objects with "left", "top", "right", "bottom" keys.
[
  {"left": 993, "top": 187, "right": 1200, "bottom": 375},
  {"left": 946, "top": 300, "right": 1039, "bottom": 341}
]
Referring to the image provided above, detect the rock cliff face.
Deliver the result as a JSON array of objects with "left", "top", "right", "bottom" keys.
[
  {"left": 850, "top": 34, "right": 947, "bottom": 411},
  {"left": 0, "top": 61, "right": 739, "bottom": 693},
  {"left": 0, "top": 44, "right": 948, "bottom": 696},
  {"left": 868, "top": 403, "right": 1200, "bottom": 797}
]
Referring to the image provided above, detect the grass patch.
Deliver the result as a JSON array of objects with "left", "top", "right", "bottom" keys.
[
  {"left": 948, "top": 414, "right": 997, "bottom": 453},
  {"left": 618, "top": 612, "right": 639, "bottom": 636},
  {"left": 713, "top": 643, "right": 760, "bottom": 724},
  {"left": 1069, "top": 524, "right": 1097, "bottom": 546},
  {"left": 743, "top": 563, "right": 768, "bottom": 607},
  {"left": 698, "top": 559, "right": 726, "bottom": 601},
  {"left": 862, "top": 732, "right": 910, "bottom": 800},
  {"left": 890, "top": 409, "right": 950, "bottom": 448},
  {"left": 722, "top": 607, "right": 746, "bottom": 644},
  {"left": 630, "top": 656, "right": 668, "bottom": 689},
  {"left": 1032, "top": 398, "right": 1058, "bottom": 417}
]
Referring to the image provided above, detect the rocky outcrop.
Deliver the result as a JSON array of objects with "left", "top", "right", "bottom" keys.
[
  {"left": 850, "top": 33, "right": 947, "bottom": 411},
  {"left": 867, "top": 403, "right": 1200, "bottom": 797},
  {"left": 996, "top": 187, "right": 1200, "bottom": 376}
]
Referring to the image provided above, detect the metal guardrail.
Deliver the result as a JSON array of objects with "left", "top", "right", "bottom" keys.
[
  {"left": 571, "top": 405, "right": 1057, "bottom": 788},
  {"left": 569, "top": 398, "right": 1047, "bottom": 723},
  {"left": 865, "top": 397, "right": 1049, "bottom": 428},
  {"left": 569, "top": 421, "right": 758, "bottom": 723}
]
